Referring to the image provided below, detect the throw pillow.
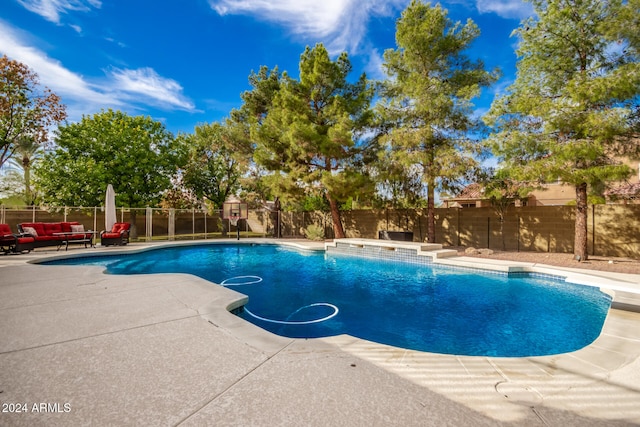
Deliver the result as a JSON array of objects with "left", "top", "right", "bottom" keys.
[
  {"left": 22, "top": 226, "right": 38, "bottom": 237},
  {"left": 71, "top": 224, "right": 85, "bottom": 233}
]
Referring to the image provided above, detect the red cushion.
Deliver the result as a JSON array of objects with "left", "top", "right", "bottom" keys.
[
  {"left": 22, "top": 223, "right": 45, "bottom": 236},
  {"left": 102, "top": 232, "right": 120, "bottom": 239},
  {"left": 44, "top": 223, "right": 62, "bottom": 235},
  {"left": 17, "top": 236, "right": 35, "bottom": 244},
  {"left": 60, "top": 222, "right": 73, "bottom": 232},
  {"left": 0, "top": 224, "right": 12, "bottom": 234},
  {"left": 35, "top": 235, "right": 63, "bottom": 241},
  {"left": 111, "top": 223, "right": 130, "bottom": 233},
  {"left": 0, "top": 235, "right": 15, "bottom": 243}
]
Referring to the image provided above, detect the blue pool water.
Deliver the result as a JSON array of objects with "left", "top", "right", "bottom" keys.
[{"left": 44, "top": 243, "right": 612, "bottom": 357}]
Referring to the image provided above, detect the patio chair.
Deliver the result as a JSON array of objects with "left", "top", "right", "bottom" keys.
[
  {"left": 0, "top": 224, "right": 35, "bottom": 254},
  {"left": 100, "top": 222, "right": 131, "bottom": 246}
]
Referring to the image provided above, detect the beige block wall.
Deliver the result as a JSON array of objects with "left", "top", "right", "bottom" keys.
[
  {"left": 328, "top": 205, "right": 640, "bottom": 258},
  {"left": 592, "top": 204, "right": 640, "bottom": 257},
  {"left": 4, "top": 205, "right": 637, "bottom": 258}
]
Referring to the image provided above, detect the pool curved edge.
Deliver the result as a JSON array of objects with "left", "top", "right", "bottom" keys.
[
  {"left": 21, "top": 239, "right": 319, "bottom": 356},
  {"left": 197, "top": 283, "right": 296, "bottom": 357},
  {"left": 325, "top": 238, "right": 640, "bottom": 308},
  {"left": 25, "top": 238, "right": 325, "bottom": 265},
  {"left": 444, "top": 258, "right": 640, "bottom": 312},
  {"left": 22, "top": 238, "right": 640, "bottom": 354}
]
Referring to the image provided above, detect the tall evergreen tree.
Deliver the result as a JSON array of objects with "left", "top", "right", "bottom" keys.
[
  {"left": 251, "top": 44, "right": 375, "bottom": 238},
  {"left": 485, "top": 0, "right": 640, "bottom": 260},
  {"left": 379, "top": 0, "right": 498, "bottom": 242}
]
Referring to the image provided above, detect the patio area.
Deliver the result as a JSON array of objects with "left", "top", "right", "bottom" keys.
[{"left": 1, "top": 240, "right": 639, "bottom": 426}]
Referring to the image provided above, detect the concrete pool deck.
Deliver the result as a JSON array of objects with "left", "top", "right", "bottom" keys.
[{"left": 0, "top": 239, "right": 639, "bottom": 426}]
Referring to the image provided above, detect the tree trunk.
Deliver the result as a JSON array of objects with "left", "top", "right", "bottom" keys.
[
  {"left": 574, "top": 183, "right": 589, "bottom": 261},
  {"left": 24, "top": 165, "right": 33, "bottom": 205},
  {"left": 327, "top": 194, "right": 345, "bottom": 239},
  {"left": 221, "top": 210, "right": 228, "bottom": 237},
  {"left": 129, "top": 210, "right": 138, "bottom": 240},
  {"left": 273, "top": 197, "right": 281, "bottom": 238},
  {"left": 427, "top": 181, "right": 435, "bottom": 243}
]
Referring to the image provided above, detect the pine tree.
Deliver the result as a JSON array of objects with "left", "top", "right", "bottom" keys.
[
  {"left": 379, "top": 0, "right": 498, "bottom": 242},
  {"left": 485, "top": 0, "right": 640, "bottom": 260},
  {"left": 251, "top": 44, "right": 375, "bottom": 238}
]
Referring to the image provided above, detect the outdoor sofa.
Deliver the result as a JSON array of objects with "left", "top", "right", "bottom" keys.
[
  {"left": 18, "top": 222, "right": 94, "bottom": 250},
  {"left": 0, "top": 224, "right": 35, "bottom": 254},
  {"left": 100, "top": 222, "right": 130, "bottom": 246}
]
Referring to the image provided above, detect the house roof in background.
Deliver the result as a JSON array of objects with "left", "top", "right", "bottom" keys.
[
  {"left": 605, "top": 182, "right": 640, "bottom": 198},
  {"left": 449, "top": 183, "right": 484, "bottom": 200}
]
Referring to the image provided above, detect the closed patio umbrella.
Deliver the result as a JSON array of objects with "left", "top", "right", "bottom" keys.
[{"left": 105, "top": 184, "right": 116, "bottom": 231}]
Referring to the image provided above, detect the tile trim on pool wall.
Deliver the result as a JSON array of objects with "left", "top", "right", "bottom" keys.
[
  {"left": 327, "top": 241, "right": 435, "bottom": 265},
  {"left": 509, "top": 271, "right": 567, "bottom": 281},
  {"left": 326, "top": 239, "right": 572, "bottom": 282}
]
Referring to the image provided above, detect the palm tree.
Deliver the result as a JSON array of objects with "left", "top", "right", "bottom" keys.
[{"left": 0, "top": 136, "right": 44, "bottom": 205}]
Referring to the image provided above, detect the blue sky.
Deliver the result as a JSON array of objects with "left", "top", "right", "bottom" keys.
[{"left": 1, "top": 0, "right": 533, "bottom": 136}]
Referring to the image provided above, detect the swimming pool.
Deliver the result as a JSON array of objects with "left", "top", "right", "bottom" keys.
[{"left": 44, "top": 243, "right": 612, "bottom": 357}]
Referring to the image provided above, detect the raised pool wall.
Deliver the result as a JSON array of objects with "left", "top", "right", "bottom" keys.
[
  {"left": 326, "top": 240, "right": 437, "bottom": 265},
  {"left": 326, "top": 239, "right": 562, "bottom": 278}
]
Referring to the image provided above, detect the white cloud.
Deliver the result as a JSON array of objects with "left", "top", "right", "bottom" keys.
[
  {"left": 474, "top": 0, "right": 533, "bottom": 20},
  {"left": 16, "top": 0, "right": 102, "bottom": 24},
  {"left": 211, "top": 0, "right": 345, "bottom": 36},
  {"left": 110, "top": 68, "right": 196, "bottom": 111},
  {"left": 0, "top": 20, "right": 196, "bottom": 122},
  {"left": 209, "top": 0, "right": 408, "bottom": 53},
  {"left": 363, "top": 48, "right": 385, "bottom": 81},
  {"left": 208, "top": 0, "right": 531, "bottom": 54},
  {"left": 0, "top": 20, "right": 118, "bottom": 107},
  {"left": 104, "top": 37, "right": 126, "bottom": 48}
]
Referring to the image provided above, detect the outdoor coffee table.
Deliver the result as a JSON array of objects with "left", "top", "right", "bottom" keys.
[{"left": 53, "top": 231, "right": 99, "bottom": 251}]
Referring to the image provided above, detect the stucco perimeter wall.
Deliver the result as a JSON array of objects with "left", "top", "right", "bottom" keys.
[
  {"left": 592, "top": 204, "right": 640, "bottom": 258},
  {"left": 329, "top": 205, "right": 639, "bottom": 258}
]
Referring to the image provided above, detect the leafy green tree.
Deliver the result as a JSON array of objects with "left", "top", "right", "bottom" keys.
[
  {"left": 159, "top": 186, "right": 199, "bottom": 210},
  {"left": 34, "top": 109, "right": 183, "bottom": 235},
  {"left": 485, "top": 0, "right": 640, "bottom": 260},
  {"left": 251, "top": 44, "right": 375, "bottom": 238},
  {"left": 379, "top": 1, "right": 499, "bottom": 242},
  {"left": 1, "top": 55, "right": 66, "bottom": 168},
  {"left": 180, "top": 121, "right": 250, "bottom": 208}
]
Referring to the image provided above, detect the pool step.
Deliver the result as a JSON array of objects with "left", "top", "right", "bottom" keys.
[
  {"left": 326, "top": 238, "right": 458, "bottom": 263},
  {"left": 423, "top": 249, "right": 458, "bottom": 259}
]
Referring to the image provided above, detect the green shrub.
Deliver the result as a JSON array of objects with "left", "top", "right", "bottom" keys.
[{"left": 305, "top": 223, "right": 325, "bottom": 241}]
